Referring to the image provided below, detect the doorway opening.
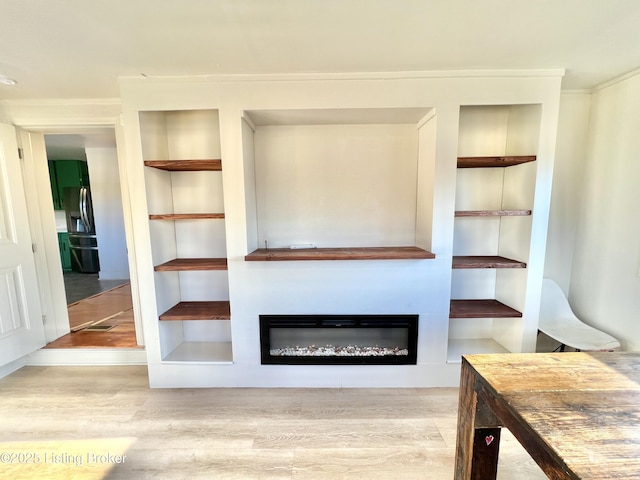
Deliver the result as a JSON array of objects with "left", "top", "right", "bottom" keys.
[{"left": 41, "top": 131, "right": 138, "bottom": 349}]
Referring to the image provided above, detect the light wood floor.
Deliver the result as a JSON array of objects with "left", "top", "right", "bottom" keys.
[{"left": 0, "top": 366, "right": 547, "bottom": 479}]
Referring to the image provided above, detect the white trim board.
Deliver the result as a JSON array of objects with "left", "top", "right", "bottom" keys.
[
  {"left": 119, "top": 68, "right": 566, "bottom": 85},
  {"left": 0, "top": 357, "right": 28, "bottom": 380},
  {"left": 27, "top": 348, "right": 147, "bottom": 366}
]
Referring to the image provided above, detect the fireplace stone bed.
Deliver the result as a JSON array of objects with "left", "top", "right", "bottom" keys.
[{"left": 270, "top": 345, "right": 409, "bottom": 357}]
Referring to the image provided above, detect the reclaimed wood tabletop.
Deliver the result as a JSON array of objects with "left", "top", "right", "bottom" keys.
[{"left": 454, "top": 352, "right": 640, "bottom": 479}]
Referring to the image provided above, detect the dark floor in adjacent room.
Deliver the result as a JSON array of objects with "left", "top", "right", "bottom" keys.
[{"left": 63, "top": 272, "right": 130, "bottom": 305}]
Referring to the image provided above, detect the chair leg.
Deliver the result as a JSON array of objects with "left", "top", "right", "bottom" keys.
[{"left": 560, "top": 344, "right": 566, "bottom": 352}]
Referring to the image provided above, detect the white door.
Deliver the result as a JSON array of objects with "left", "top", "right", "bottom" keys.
[{"left": 0, "top": 123, "right": 45, "bottom": 366}]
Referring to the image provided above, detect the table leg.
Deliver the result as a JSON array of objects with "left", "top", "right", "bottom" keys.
[
  {"left": 454, "top": 358, "right": 502, "bottom": 479},
  {"left": 471, "top": 427, "right": 501, "bottom": 479}
]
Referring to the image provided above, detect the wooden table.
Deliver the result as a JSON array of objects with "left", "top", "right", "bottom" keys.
[{"left": 454, "top": 352, "right": 640, "bottom": 479}]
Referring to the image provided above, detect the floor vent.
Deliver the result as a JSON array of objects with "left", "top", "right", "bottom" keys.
[{"left": 82, "top": 325, "right": 116, "bottom": 332}]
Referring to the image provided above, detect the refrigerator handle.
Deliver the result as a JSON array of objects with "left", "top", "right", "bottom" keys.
[
  {"left": 80, "top": 187, "right": 90, "bottom": 232},
  {"left": 84, "top": 188, "right": 93, "bottom": 233},
  {"left": 79, "top": 188, "right": 85, "bottom": 230}
]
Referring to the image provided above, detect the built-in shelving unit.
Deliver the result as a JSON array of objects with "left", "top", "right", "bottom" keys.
[
  {"left": 450, "top": 151, "right": 535, "bottom": 322},
  {"left": 121, "top": 72, "right": 561, "bottom": 388},
  {"left": 448, "top": 104, "right": 541, "bottom": 362},
  {"left": 141, "top": 109, "right": 232, "bottom": 363}
]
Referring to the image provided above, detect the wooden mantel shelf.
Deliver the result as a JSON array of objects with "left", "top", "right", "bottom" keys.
[
  {"left": 144, "top": 159, "right": 222, "bottom": 171},
  {"left": 245, "top": 246, "right": 435, "bottom": 261},
  {"left": 450, "top": 299, "right": 522, "bottom": 318},
  {"left": 154, "top": 258, "right": 228, "bottom": 271},
  {"left": 159, "top": 301, "right": 231, "bottom": 320},
  {"left": 453, "top": 256, "right": 526, "bottom": 269},
  {"left": 457, "top": 156, "right": 536, "bottom": 168}
]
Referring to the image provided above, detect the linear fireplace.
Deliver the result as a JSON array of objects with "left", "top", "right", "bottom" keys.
[{"left": 260, "top": 314, "right": 418, "bottom": 365}]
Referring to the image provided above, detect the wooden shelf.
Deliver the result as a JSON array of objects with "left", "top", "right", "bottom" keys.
[
  {"left": 449, "top": 299, "right": 522, "bottom": 318},
  {"left": 452, "top": 256, "right": 526, "bottom": 269},
  {"left": 159, "top": 301, "right": 230, "bottom": 320},
  {"left": 455, "top": 210, "right": 532, "bottom": 217},
  {"left": 245, "top": 246, "right": 435, "bottom": 261},
  {"left": 144, "top": 159, "right": 222, "bottom": 171},
  {"left": 154, "top": 258, "right": 228, "bottom": 271},
  {"left": 149, "top": 213, "right": 225, "bottom": 220},
  {"left": 457, "top": 156, "right": 536, "bottom": 168}
]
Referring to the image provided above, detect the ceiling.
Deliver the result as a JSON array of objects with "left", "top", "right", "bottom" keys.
[{"left": 1, "top": 0, "right": 640, "bottom": 100}]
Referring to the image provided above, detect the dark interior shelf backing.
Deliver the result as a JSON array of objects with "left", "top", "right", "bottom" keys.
[
  {"left": 245, "top": 246, "right": 435, "bottom": 261},
  {"left": 449, "top": 299, "right": 522, "bottom": 318},
  {"left": 159, "top": 301, "right": 231, "bottom": 320},
  {"left": 149, "top": 213, "right": 225, "bottom": 220},
  {"left": 457, "top": 156, "right": 536, "bottom": 168},
  {"left": 452, "top": 256, "right": 526, "bottom": 269},
  {"left": 455, "top": 210, "right": 532, "bottom": 217},
  {"left": 144, "top": 159, "right": 222, "bottom": 171},
  {"left": 154, "top": 258, "right": 228, "bottom": 271}
]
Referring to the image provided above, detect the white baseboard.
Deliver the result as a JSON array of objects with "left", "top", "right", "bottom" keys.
[
  {"left": 26, "top": 348, "right": 147, "bottom": 366},
  {"left": 0, "top": 356, "right": 28, "bottom": 379}
]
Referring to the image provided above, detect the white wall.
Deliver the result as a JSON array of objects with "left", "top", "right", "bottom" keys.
[
  {"left": 545, "top": 93, "right": 592, "bottom": 292},
  {"left": 254, "top": 123, "right": 419, "bottom": 248},
  {"left": 85, "top": 147, "right": 130, "bottom": 280},
  {"left": 568, "top": 75, "right": 640, "bottom": 351}
]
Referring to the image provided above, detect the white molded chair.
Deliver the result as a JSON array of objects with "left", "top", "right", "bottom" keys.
[{"left": 539, "top": 278, "right": 620, "bottom": 352}]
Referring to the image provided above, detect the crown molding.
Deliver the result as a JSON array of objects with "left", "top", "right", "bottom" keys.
[
  {"left": 0, "top": 98, "right": 122, "bottom": 128},
  {"left": 119, "top": 69, "right": 566, "bottom": 85},
  {"left": 592, "top": 68, "right": 640, "bottom": 92},
  {"left": 560, "top": 89, "right": 592, "bottom": 95},
  {"left": 0, "top": 98, "right": 120, "bottom": 107}
]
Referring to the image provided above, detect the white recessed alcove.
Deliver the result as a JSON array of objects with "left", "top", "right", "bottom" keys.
[{"left": 242, "top": 107, "right": 436, "bottom": 255}]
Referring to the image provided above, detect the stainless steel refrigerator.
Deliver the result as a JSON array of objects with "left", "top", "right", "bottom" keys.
[{"left": 64, "top": 186, "right": 100, "bottom": 273}]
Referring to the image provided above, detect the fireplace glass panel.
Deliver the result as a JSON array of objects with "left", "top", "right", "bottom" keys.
[{"left": 260, "top": 315, "right": 418, "bottom": 365}]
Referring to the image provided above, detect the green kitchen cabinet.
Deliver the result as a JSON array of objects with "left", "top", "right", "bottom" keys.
[
  {"left": 48, "top": 161, "right": 61, "bottom": 209},
  {"left": 58, "top": 232, "right": 71, "bottom": 272},
  {"left": 48, "top": 160, "right": 90, "bottom": 210}
]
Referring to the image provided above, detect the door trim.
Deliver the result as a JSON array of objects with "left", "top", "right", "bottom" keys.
[{"left": 3, "top": 100, "right": 146, "bottom": 363}]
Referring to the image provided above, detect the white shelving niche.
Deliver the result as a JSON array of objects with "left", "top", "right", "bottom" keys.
[
  {"left": 140, "top": 109, "right": 233, "bottom": 363},
  {"left": 448, "top": 104, "right": 542, "bottom": 362}
]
